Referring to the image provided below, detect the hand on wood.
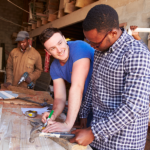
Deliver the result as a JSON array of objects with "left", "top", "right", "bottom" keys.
[
  {"left": 42, "top": 122, "right": 71, "bottom": 133},
  {"left": 69, "top": 127, "right": 94, "bottom": 146}
]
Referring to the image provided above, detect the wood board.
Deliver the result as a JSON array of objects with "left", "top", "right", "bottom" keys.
[
  {"left": 0, "top": 85, "right": 53, "bottom": 106},
  {"left": 0, "top": 104, "right": 92, "bottom": 150}
]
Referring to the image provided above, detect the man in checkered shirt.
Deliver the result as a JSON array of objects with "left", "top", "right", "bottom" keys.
[{"left": 70, "top": 4, "right": 150, "bottom": 150}]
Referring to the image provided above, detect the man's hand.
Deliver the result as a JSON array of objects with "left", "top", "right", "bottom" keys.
[
  {"left": 3, "top": 82, "right": 12, "bottom": 88},
  {"left": 130, "top": 26, "right": 141, "bottom": 40},
  {"left": 25, "top": 76, "right": 31, "bottom": 84},
  {"left": 41, "top": 112, "right": 56, "bottom": 123},
  {"left": 42, "top": 122, "right": 71, "bottom": 133},
  {"left": 69, "top": 127, "right": 95, "bottom": 146},
  {"left": 80, "top": 118, "right": 87, "bottom": 128}
]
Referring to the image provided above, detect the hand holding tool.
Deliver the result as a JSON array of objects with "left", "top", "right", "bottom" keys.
[
  {"left": 18, "top": 72, "right": 28, "bottom": 85},
  {"left": 44, "top": 110, "right": 54, "bottom": 127},
  {"left": 29, "top": 121, "right": 75, "bottom": 143}
]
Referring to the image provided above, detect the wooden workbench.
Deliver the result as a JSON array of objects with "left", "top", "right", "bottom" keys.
[{"left": 0, "top": 85, "right": 92, "bottom": 150}]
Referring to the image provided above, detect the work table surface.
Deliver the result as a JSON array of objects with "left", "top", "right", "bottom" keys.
[{"left": 0, "top": 103, "right": 68, "bottom": 150}]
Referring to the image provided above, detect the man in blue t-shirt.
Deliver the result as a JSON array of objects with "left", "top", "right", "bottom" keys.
[{"left": 39, "top": 28, "right": 95, "bottom": 133}]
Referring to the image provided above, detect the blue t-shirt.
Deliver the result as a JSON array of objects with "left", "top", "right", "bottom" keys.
[{"left": 50, "top": 40, "right": 95, "bottom": 99}]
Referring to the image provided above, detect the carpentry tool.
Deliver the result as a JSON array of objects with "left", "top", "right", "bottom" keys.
[
  {"left": 25, "top": 110, "right": 37, "bottom": 118},
  {"left": 17, "top": 97, "right": 53, "bottom": 108},
  {"left": 44, "top": 110, "right": 54, "bottom": 127},
  {"left": 18, "top": 72, "right": 28, "bottom": 85},
  {"left": 29, "top": 122, "right": 75, "bottom": 143},
  {"left": 18, "top": 72, "right": 34, "bottom": 89},
  {"left": 27, "top": 81, "right": 34, "bottom": 89}
]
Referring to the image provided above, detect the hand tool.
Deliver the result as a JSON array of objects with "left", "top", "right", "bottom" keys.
[
  {"left": 25, "top": 110, "right": 37, "bottom": 118},
  {"left": 44, "top": 110, "right": 54, "bottom": 127},
  {"left": 29, "top": 122, "right": 75, "bottom": 143},
  {"left": 17, "top": 97, "right": 53, "bottom": 108},
  {"left": 18, "top": 72, "right": 28, "bottom": 85},
  {"left": 27, "top": 82, "right": 34, "bottom": 89},
  {"left": 18, "top": 72, "right": 34, "bottom": 89}
]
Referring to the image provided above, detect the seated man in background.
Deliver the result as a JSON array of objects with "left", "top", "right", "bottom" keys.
[
  {"left": 39, "top": 28, "right": 95, "bottom": 133},
  {"left": 4, "top": 31, "right": 43, "bottom": 88}
]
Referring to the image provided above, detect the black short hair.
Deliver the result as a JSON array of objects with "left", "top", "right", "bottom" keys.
[
  {"left": 83, "top": 4, "right": 119, "bottom": 33},
  {"left": 39, "top": 28, "right": 63, "bottom": 45}
]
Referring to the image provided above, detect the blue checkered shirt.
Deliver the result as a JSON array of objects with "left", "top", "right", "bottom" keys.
[{"left": 79, "top": 29, "right": 150, "bottom": 150}]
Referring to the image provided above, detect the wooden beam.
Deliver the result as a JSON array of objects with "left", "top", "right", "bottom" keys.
[{"left": 75, "top": 0, "right": 97, "bottom": 8}]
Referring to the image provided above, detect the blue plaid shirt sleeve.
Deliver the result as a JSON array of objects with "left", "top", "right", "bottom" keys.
[
  {"left": 91, "top": 50, "right": 150, "bottom": 142},
  {"left": 79, "top": 78, "right": 93, "bottom": 118}
]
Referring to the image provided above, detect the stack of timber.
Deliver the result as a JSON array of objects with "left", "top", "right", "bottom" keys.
[{"left": 25, "top": 0, "right": 98, "bottom": 32}]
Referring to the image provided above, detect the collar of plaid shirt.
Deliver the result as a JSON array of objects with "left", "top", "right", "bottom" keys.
[{"left": 80, "top": 28, "right": 150, "bottom": 149}]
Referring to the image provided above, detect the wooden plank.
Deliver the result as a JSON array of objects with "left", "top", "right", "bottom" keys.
[
  {"left": 1, "top": 84, "right": 36, "bottom": 95},
  {"left": 75, "top": 0, "right": 96, "bottom": 8},
  {"left": 0, "top": 85, "right": 53, "bottom": 106},
  {"left": 64, "top": 2, "right": 77, "bottom": 14}
]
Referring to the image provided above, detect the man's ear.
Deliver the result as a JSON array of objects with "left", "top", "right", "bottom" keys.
[
  {"left": 110, "top": 30, "right": 118, "bottom": 38},
  {"left": 44, "top": 49, "right": 51, "bottom": 56}
]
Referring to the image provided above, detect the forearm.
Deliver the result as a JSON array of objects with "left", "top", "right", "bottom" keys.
[
  {"left": 52, "top": 98, "right": 66, "bottom": 120},
  {"left": 65, "top": 85, "right": 83, "bottom": 129}
]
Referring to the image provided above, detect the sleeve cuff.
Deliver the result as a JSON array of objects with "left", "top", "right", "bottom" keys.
[{"left": 91, "top": 122, "right": 109, "bottom": 142}]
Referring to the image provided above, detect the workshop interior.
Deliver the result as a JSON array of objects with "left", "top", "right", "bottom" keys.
[{"left": 0, "top": 0, "right": 150, "bottom": 150}]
